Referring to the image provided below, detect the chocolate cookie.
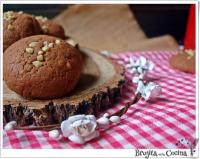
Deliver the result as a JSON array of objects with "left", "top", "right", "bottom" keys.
[
  {"left": 3, "top": 11, "right": 42, "bottom": 51},
  {"left": 35, "top": 16, "right": 65, "bottom": 39},
  {"left": 170, "top": 49, "right": 195, "bottom": 73},
  {"left": 4, "top": 35, "right": 83, "bottom": 99}
]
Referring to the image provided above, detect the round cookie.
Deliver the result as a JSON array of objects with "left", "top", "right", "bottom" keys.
[
  {"left": 3, "top": 11, "right": 42, "bottom": 51},
  {"left": 4, "top": 35, "right": 83, "bottom": 99},
  {"left": 169, "top": 49, "right": 195, "bottom": 73},
  {"left": 35, "top": 16, "right": 65, "bottom": 39}
]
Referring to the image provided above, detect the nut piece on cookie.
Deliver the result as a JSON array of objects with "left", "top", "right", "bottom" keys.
[
  {"left": 169, "top": 49, "right": 195, "bottom": 74},
  {"left": 3, "top": 11, "right": 42, "bottom": 51},
  {"left": 4, "top": 35, "right": 83, "bottom": 99}
]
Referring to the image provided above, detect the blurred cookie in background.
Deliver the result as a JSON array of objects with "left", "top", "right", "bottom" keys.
[
  {"left": 170, "top": 49, "right": 195, "bottom": 74},
  {"left": 35, "top": 15, "right": 65, "bottom": 39},
  {"left": 3, "top": 11, "right": 42, "bottom": 51}
]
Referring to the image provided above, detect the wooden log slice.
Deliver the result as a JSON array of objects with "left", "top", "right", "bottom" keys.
[{"left": 3, "top": 47, "right": 125, "bottom": 126}]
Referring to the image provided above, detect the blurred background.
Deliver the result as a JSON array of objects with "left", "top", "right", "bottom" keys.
[{"left": 4, "top": 4, "right": 190, "bottom": 45}]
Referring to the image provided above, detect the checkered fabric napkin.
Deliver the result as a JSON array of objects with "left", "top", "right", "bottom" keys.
[{"left": 3, "top": 51, "right": 195, "bottom": 149}]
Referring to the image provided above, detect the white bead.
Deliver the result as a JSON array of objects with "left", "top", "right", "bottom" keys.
[
  {"left": 97, "top": 117, "right": 109, "bottom": 125},
  {"left": 109, "top": 116, "right": 120, "bottom": 123},
  {"left": 49, "top": 130, "right": 60, "bottom": 139},
  {"left": 103, "top": 113, "right": 109, "bottom": 117},
  {"left": 4, "top": 124, "right": 14, "bottom": 131}
]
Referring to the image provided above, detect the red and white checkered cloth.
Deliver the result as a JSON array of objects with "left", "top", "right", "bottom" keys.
[{"left": 3, "top": 51, "right": 195, "bottom": 149}]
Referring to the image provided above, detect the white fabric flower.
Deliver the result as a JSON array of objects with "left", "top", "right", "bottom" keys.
[
  {"left": 126, "top": 57, "right": 138, "bottom": 69},
  {"left": 136, "top": 81, "right": 161, "bottom": 101},
  {"left": 61, "top": 115, "right": 99, "bottom": 144},
  {"left": 136, "top": 56, "right": 154, "bottom": 72},
  {"left": 126, "top": 56, "right": 154, "bottom": 75},
  {"left": 132, "top": 73, "right": 145, "bottom": 83}
]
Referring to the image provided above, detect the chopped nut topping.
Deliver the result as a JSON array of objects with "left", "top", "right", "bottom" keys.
[
  {"left": 55, "top": 39, "right": 61, "bottom": 45},
  {"left": 43, "top": 41, "right": 49, "bottom": 46},
  {"left": 38, "top": 50, "right": 44, "bottom": 55},
  {"left": 37, "top": 55, "right": 44, "bottom": 61},
  {"left": 25, "top": 48, "right": 34, "bottom": 54},
  {"left": 35, "top": 16, "right": 43, "bottom": 20},
  {"left": 32, "top": 61, "right": 43, "bottom": 67},
  {"left": 41, "top": 41, "right": 54, "bottom": 51},
  {"left": 4, "top": 11, "right": 13, "bottom": 15},
  {"left": 42, "top": 45, "right": 49, "bottom": 52},
  {"left": 48, "top": 43, "right": 54, "bottom": 48},
  {"left": 4, "top": 11, "right": 15, "bottom": 21},
  {"left": 7, "top": 24, "right": 14, "bottom": 30},
  {"left": 42, "top": 25, "right": 49, "bottom": 33},
  {"left": 29, "top": 41, "right": 38, "bottom": 48},
  {"left": 35, "top": 16, "right": 48, "bottom": 22}
]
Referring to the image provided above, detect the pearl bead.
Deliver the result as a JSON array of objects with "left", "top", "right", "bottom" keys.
[
  {"left": 97, "top": 117, "right": 109, "bottom": 125},
  {"left": 109, "top": 116, "right": 120, "bottom": 123},
  {"left": 103, "top": 113, "right": 109, "bottom": 117},
  {"left": 49, "top": 130, "right": 60, "bottom": 139}
]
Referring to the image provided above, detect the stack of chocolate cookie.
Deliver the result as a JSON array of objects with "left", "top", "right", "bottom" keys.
[{"left": 3, "top": 11, "right": 83, "bottom": 99}]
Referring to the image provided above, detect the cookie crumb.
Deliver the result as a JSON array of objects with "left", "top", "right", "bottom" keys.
[
  {"left": 26, "top": 48, "right": 34, "bottom": 54},
  {"left": 32, "top": 61, "right": 43, "bottom": 67}
]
